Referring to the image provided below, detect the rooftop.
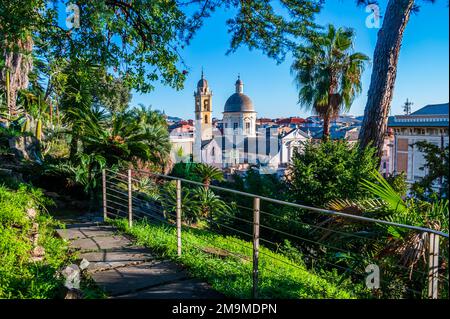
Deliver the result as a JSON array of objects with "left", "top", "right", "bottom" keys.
[
  {"left": 388, "top": 102, "right": 449, "bottom": 128},
  {"left": 411, "top": 103, "right": 449, "bottom": 116}
]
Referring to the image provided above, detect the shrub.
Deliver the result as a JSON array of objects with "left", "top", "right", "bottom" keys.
[
  {"left": 411, "top": 141, "right": 449, "bottom": 200},
  {"left": 288, "top": 140, "right": 379, "bottom": 207},
  {"left": 385, "top": 171, "right": 408, "bottom": 198}
]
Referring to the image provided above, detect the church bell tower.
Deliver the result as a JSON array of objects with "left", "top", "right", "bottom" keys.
[{"left": 194, "top": 70, "right": 213, "bottom": 141}]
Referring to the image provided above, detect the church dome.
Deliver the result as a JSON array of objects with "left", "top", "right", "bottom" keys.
[
  {"left": 223, "top": 76, "right": 255, "bottom": 113},
  {"left": 197, "top": 69, "right": 209, "bottom": 89},
  {"left": 197, "top": 78, "right": 208, "bottom": 88},
  {"left": 224, "top": 93, "right": 254, "bottom": 112}
]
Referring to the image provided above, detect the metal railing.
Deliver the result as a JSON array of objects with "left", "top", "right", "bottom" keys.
[{"left": 102, "top": 168, "right": 449, "bottom": 299}]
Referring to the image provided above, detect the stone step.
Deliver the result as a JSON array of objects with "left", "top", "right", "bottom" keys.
[
  {"left": 114, "top": 279, "right": 224, "bottom": 299},
  {"left": 57, "top": 221, "right": 223, "bottom": 299},
  {"left": 91, "top": 261, "right": 189, "bottom": 296},
  {"left": 71, "top": 235, "right": 132, "bottom": 252},
  {"left": 80, "top": 247, "right": 155, "bottom": 273},
  {"left": 56, "top": 225, "right": 117, "bottom": 241}
]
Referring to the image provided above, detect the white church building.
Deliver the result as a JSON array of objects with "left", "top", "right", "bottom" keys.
[{"left": 182, "top": 72, "right": 310, "bottom": 173}]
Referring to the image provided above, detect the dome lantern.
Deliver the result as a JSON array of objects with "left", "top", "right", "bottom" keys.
[
  {"left": 235, "top": 74, "right": 243, "bottom": 93},
  {"left": 224, "top": 76, "right": 255, "bottom": 113}
]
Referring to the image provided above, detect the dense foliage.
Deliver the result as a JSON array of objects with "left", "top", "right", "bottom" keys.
[
  {"left": 411, "top": 140, "right": 449, "bottom": 200},
  {"left": 288, "top": 140, "right": 379, "bottom": 207},
  {"left": 1, "top": 0, "right": 323, "bottom": 117},
  {"left": 162, "top": 142, "right": 448, "bottom": 299}
]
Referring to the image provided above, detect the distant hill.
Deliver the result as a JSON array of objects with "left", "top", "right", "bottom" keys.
[{"left": 166, "top": 115, "right": 183, "bottom": 122}]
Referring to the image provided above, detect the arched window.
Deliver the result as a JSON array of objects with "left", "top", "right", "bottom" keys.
[
  {"left": 204, "top": 114, "right": 208, "bottom": 123},
  {"left": 211, "top": 147, "right": 215, "bottom": 156},
  {"left": 245, "top": 122, "right": 251, "bottom": 134}
]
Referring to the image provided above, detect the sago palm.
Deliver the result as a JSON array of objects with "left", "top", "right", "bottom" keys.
[
  {"left": 191, "top": 187, "right": 230, "bottom": 221},
  {"left": 70, "top": 108, "right": 170, "bottom": 168},
  {"left": 194, "top": 163, "right": 224, "bottom": 188},
  {"left": 291, "top": 24, "right": 369, "bottom": 139},
  {"left": 327, "top": 170, "right": 448, "bottom": 275}
]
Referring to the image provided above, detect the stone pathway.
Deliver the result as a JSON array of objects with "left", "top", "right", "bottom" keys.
[{"left": 56, "top": 221, "right": 223, "bottom": 299}]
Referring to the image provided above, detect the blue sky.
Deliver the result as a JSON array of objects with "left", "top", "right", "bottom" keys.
[{"left": 131, "top": 1, "right": 449, "bottom": 120}]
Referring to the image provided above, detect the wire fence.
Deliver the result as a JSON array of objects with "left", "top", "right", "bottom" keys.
[{"left": 102, "top": 168, "right": 449, "bottom": 299}]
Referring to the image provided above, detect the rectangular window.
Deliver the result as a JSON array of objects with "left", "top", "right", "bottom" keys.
[
  {"left": 397, "top": 152, "right": 408, "bottom": 173},
  {"left": 397, "top": 138, "right": 409, "bottom": 152},
  {"left": 245, "top": 122, "right": 250, "bottom": 133},
  {"left": 233, "top": 123, "right": 238, "bottom": 130}
]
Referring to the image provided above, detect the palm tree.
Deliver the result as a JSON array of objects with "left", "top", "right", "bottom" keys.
[
  {"left": 194, "top": 163, "right": 225, "bottom": 188},
  {"left": 0, "top": 35, "right": 33, "bottom": 117},
  {"left": 72, "top": 108, "right": 170, "bottom": 168},
  {"left": 291, "top": 25, "right": 369, "bottom": 139},
  {"left": 160, "top": 182, "right": 198, "bottom": 224},
  {"left": 54, "top": 58, "right": 102, "bottom": 159},
  {"left": 191, "top": 187, "right": 230, "bottom": 222}
]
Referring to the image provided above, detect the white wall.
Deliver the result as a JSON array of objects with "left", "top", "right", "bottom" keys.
[
  {"left": 223, "top": 112, "right": 257, "bottom": 137},
  {"left": 170, "top": 137, "right": 194, "bottom": 163},
  {"left": 393, "top": 133, "right": 449, "bottom": 184}
]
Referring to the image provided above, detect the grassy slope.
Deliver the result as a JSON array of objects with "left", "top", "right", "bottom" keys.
[
  {"left": 0, "top": 183, "right": 108, "bottom": 299},
  {"left": 0, "top": 184, "right": 71, "bottom": 298},
  {"left": 108, "top": 217, "right": 359, "bottom": 299}
]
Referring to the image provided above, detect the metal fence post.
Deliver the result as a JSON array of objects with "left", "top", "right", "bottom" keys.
[
  {"left": 102, "top": 169, "right": 107, "bottom": 221},
  {"left": 128, "top": 169, "right": 133, "bottom": 228},
  {"left": 428, "top": 233, "right": 440, "bottom": 299},
  {"left": 252, "top": 197, "right": 260, "bottom": 299},
  {"left": 176, "top": 179, "right": 182, "bottom": 257}
]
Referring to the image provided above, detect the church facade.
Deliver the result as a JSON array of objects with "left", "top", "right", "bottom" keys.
[
  {"left": 222, "top": 76, "right": 257, "bottom": 137},
  {"left": 191, "top": 72, "right": 309, "bottom": 174},
  {"left": 194, "top": 73, "right": 261, "bottom": 169}
]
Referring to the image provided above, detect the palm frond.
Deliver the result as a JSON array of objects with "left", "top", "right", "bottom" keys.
[{"left": 361, "top": 170, "right": 407, "bottom": 213}]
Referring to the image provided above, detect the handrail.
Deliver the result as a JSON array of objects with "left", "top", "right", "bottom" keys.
[{"left": 105, "top": 168, "right": 449, "bottom": 238}]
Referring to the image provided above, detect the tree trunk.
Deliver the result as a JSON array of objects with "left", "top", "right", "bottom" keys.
[
  {"left": 324, "top": 74, "right": 338, "bottom": 142},
  {"left": 0, "top": 36, "right": 34, "bottom": 117},
  {"left": 358, "top": 0, "right": 414, "bottom": 156},
  {"left": 322, "top": 115, "right": 331, "bottom": 140},
  {"left": 55, "top": 101, "right": 60, "bottom": 126},
  {"left": 69, "top": 135, "right": 79, "bottom": 158},
  {"left": 49, "top": 99, "right": 53, "bottom": 125}
]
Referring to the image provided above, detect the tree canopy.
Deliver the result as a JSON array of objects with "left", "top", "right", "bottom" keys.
[
  {"left": 291, "top": 24, "right": 368, "bottom": 138},
  {"left": 1, "top": 0, "right": 323, "bottom": 100}
]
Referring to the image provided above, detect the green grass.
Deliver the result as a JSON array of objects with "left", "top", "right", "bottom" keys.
[
  {"left": 0, "top": 184, "right": 72, "bottom": 298},
  {"left": 0, "top": 183, "right": 110, "bottom": 299},
  {"left": 107, "top": 217, "right": 360, "bottom": 299},
  {"left": 0, "top": 181, "right": 109, "bottom": 299}
]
